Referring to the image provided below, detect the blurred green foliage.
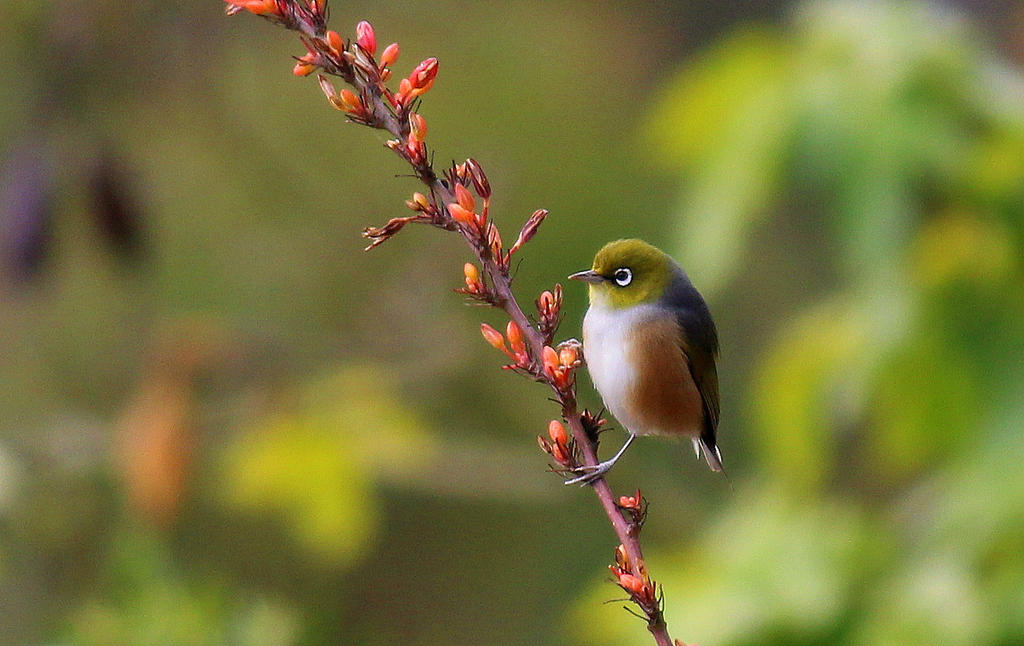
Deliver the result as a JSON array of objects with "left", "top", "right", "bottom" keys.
[
  {"left": 1, "top": 0, "right": 1023, "bottom": 645},
  {"left": 577, "top": 2, "right": 1024, "bottom": 645}
]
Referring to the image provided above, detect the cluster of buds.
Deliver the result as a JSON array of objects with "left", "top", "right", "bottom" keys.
[
  {"left": 617, "top": 488, "right": 648, "bottom": 528},
  {"left": 225, "top": 0, "right": 328, "bottom": 42},
  {"left": 320, "top": 76, "right": 372, "bottom": 121},
  {"left": 362, "top": 190, "right": 445, "bottom": 250},
  {"left": 480, "top": 320, "right": 531, "bottom": 370},
  {"left": 293, "top": 28, "right": 344, "bottom": 76},
  {"left": 448, "top": 184, "right": 488, "bottom": 232},
  {"left": 537, "top": 420, "right": 577, "bottom": 469},
  {"left": 458, "top": 262, "right": 488, "bottom": 298},
  {"left": 610, "top": 545, "right": 658, "bottom": 610},
  {"left": 392, "top": 57, "right": 440, "bottom": 110},
  {"left": 542, "top": 340, "right": 579, "bottom": 391},
  {"left": 535, "top": 284, "right": 562, "bottom": 344},
  {"left": 406, "top": 113, "right": 427, "bottom": 164},
  {"left": 236, "top": 11, "right": 438, "bottom": 140},
  {"left": 445, "top": 160, "right": 541, "bottom": 275},
  {"left": 386, "top": 110, "right": 431, "bottom": 165}
]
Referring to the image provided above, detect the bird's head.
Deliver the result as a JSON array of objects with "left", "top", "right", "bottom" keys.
[{"left": 569, "top": 239, "right": 671, "bottom": 309}]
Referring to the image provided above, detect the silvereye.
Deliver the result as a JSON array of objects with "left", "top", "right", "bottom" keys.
[{"left": 566, "top": 239, "right": 722, "bottom": 485}]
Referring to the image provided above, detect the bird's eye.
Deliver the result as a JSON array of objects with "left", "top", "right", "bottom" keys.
[{"left": 613, "top": 268, "right": 632, "bottom": 287}]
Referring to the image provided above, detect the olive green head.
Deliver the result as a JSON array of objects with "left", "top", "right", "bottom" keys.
[{"left": 569, "top": 239, "right": 672, "bottom": 309}]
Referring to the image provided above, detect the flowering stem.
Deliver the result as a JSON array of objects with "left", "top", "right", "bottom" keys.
[{"left": 224, "top": 3, "right": 676, "bottom": 644}]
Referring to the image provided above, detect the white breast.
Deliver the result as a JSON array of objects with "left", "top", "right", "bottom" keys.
[{"left": 582, "top": 303, "right": 659, "bottom": 434}]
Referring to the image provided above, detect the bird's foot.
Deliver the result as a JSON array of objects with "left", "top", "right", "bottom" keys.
[
  {"left": 563, "top": 459, "right": 615, "bottom": 486},
  {"left": 563, "top": 434, "right": 636, "bottom": 486}
]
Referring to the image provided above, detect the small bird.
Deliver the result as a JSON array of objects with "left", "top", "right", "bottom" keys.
[{"left": 567, "top": 239, "right": 722, "bottom": 484}]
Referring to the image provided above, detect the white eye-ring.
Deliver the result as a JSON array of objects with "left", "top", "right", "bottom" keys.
[{"left": 613, "top": 268, "right": 632, "bottom": 287}]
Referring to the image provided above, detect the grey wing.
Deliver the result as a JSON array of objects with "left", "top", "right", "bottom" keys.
[{"left": 665, "top": 265, "right": 722, "bottom": 470}]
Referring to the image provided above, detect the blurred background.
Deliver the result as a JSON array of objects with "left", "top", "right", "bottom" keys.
[{"left": 1, "top": 0, "right": 1023, "bottom": 644}]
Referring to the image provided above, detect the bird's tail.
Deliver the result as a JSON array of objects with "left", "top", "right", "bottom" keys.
[{"left": 692, "top": 435, "right": 724, "bottom": 473}]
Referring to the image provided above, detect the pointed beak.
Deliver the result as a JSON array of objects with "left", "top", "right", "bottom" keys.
[{"left": 568, "top": 270, "right": 605, "bottom": 284}]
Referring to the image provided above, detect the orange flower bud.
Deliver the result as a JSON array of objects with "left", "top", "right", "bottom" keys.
[
  {"left": 292, "top": 62, "right": 315, "bottom": 76},
  {"left": 339, "top": 89, "right": 362, "bottom": 113},
  {"left": 409, "top": 113, "right": 427, "bottom": 142},
  {"left": 326, "top": 30, "right": 344, "bottom": 54},
  {"left": 454, "top": 184, "right": 475, "bottom": 213},
  {"left": 412, "top": 192, "right": 430, "bottom": 210},
  {"left": 480, "top": 323, "right": 507, "bottom": 353},
  {"left": 380, "top": 42, "right": 400, "bottom": 68},
  {"left": 225, "top": 0, "right": 279, "bottom": 16},
  {"left": 506, "top": 320, "right": 525, "bottom": 353},
  {"left": 548, "top": 420, "right": 568, "bottom": 446},
  {"left": 463, "top": 262, "right": 480, "bottom": 284},
  {"left": 356, "top": 20, "right": 377, "bottom": 55},
  {"left": 559, "top": 344, "right": 578, "bottom": 367},
  {"left": 447, "top": 203, "right": 476, "bottom": 227}
]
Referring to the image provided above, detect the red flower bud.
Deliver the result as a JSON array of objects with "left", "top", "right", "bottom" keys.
[
  {"left": 538, "top": 290, "right": 554, "bottom": 312},
  {"left": 542, "top": 345, "right": 559, "bottom": 372},
  {"left": 617, "top": 573, "right": 647, "bottom": 596},
  {"left": 355, "top": 21, "right": 377, "bottom": 55},
  {"left": 509, "top": 209, "right": 547, "bottom": 257},
  {"left": 411, "top": 57, "right": 439, "bottom": 88},
  {"left": 465, "top": 158, "right": 491, "bottom": 199}
]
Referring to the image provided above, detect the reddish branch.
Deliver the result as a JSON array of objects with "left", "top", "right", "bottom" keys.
[{"left": 224, "top": 3, "right": 678, "bottom": 644}]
